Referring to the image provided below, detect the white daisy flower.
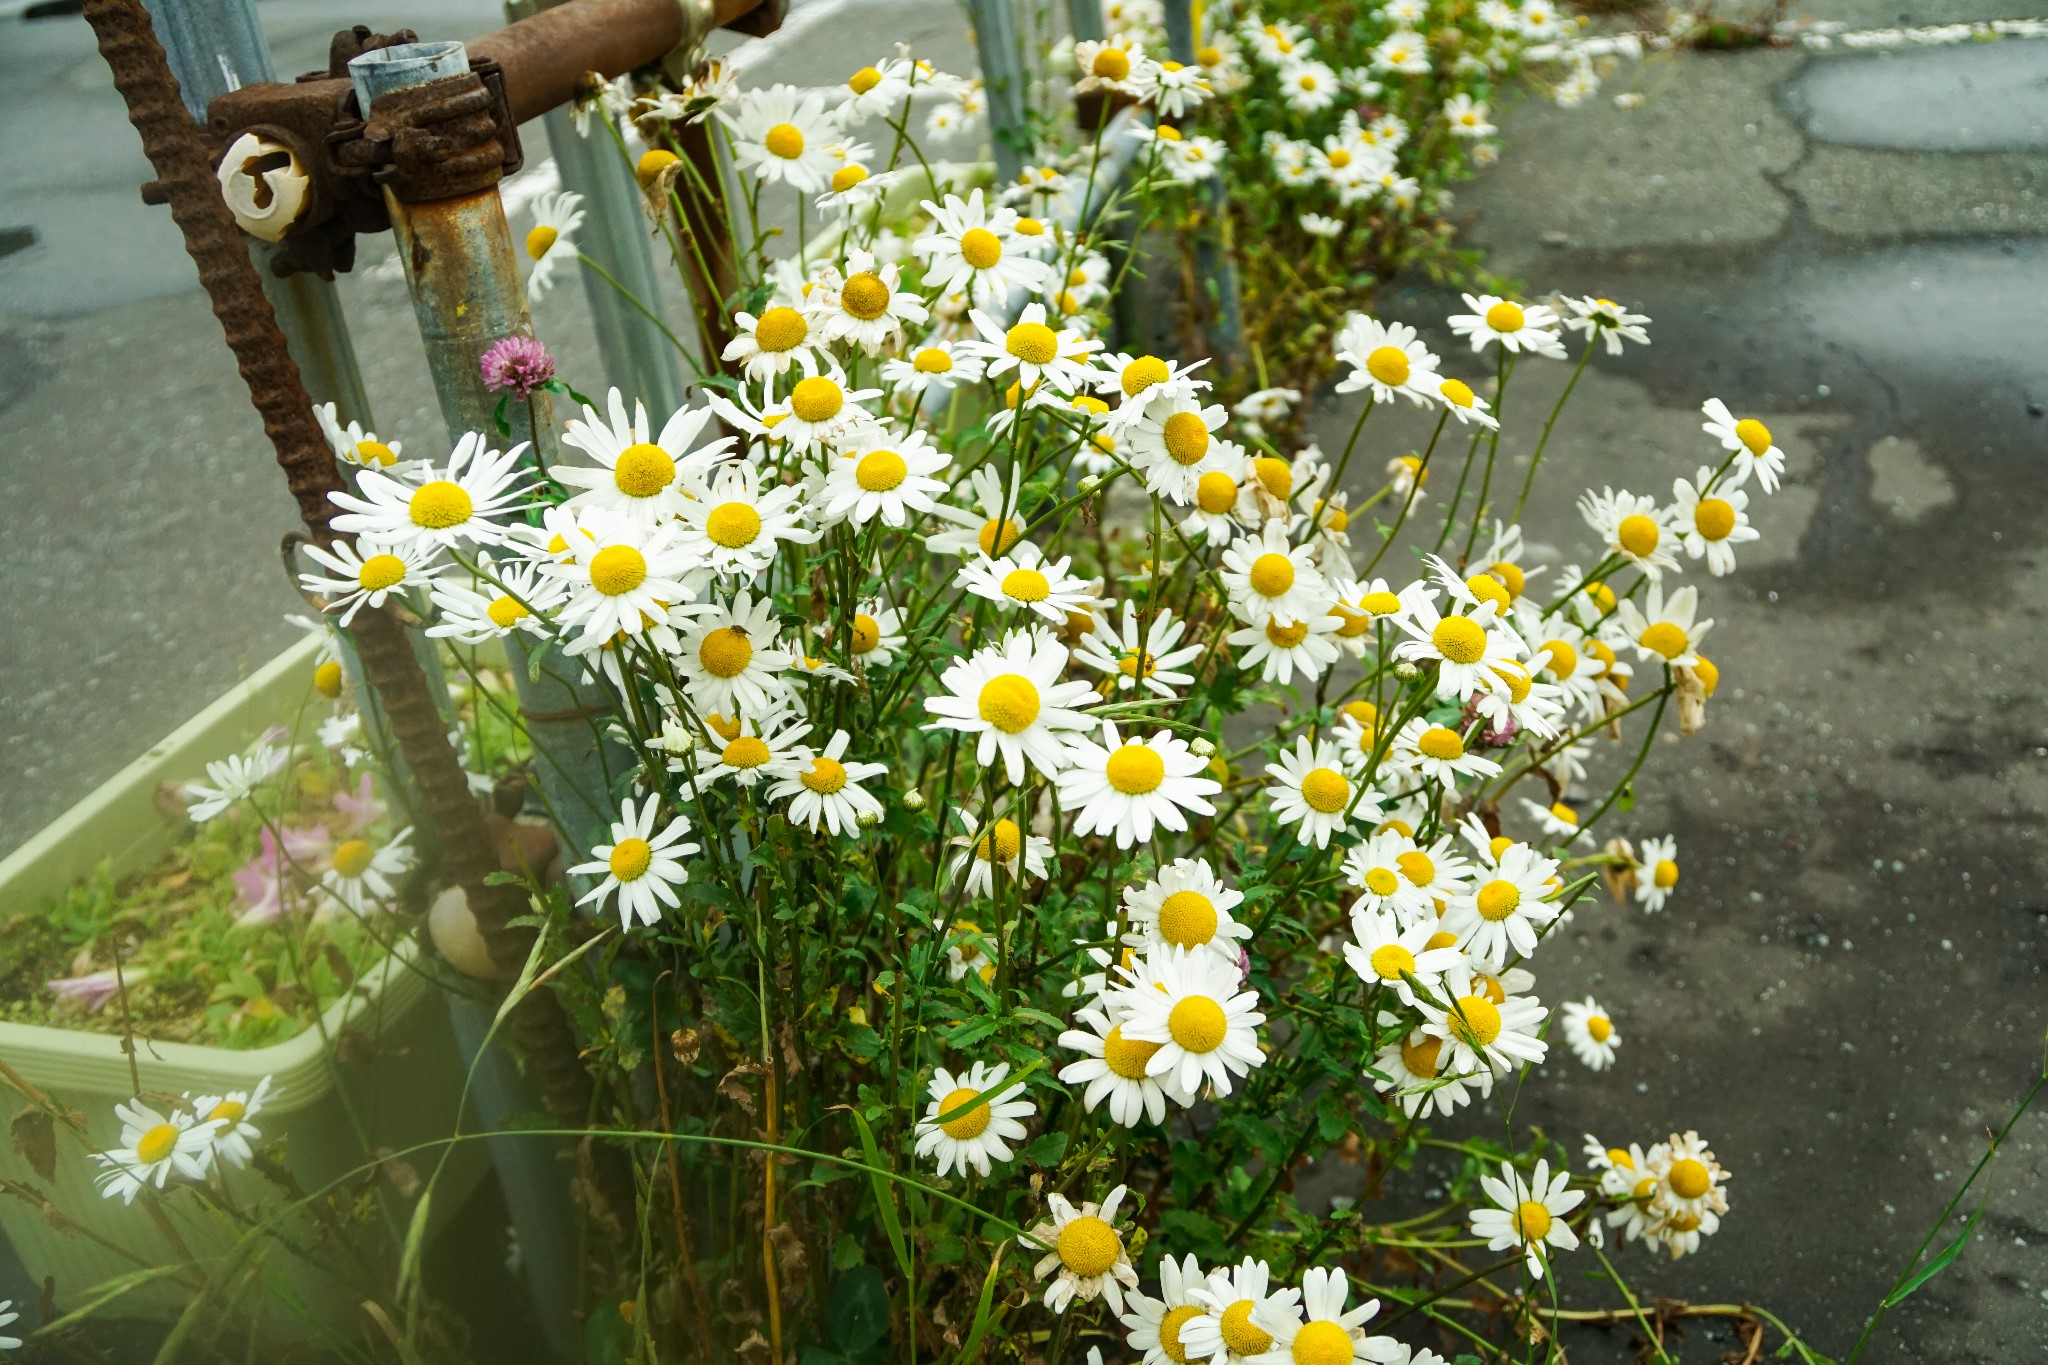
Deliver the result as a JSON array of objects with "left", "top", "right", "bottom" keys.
[
  {"left": 1370, "top": 1027, "right": 1492, "bottom": 1119},
  {"left": 1219, "top": 522, "right": 1331, "bottom": 628},
  {"left": 1057, "top": 722, "right": 1221, "bottom": 849},
  {"left": 0, "top": 1297, "right": 17, "bottom": 1351},
  {"left": 558, "top": 389, "right": 734, "bottom": 524},
  {"left": 912, "top": 1062, "right": 1034, "bottom": 1177},
  {"left": 1613, "top": 582, "right": 1712, "bottom": 668},
  {"left": 1127, "top": 397, "right": 1238, "bottom": 506},
  {"left": 549, "top": 517, "right": 700, "bottom": 652},
  {"left": 1520, "top": 796, "right": 1585, "bottom": 845},
  {"left": 1251, "top": 1267, "right": 1393, "bottom": 1365},
  {"left": 670, "top": 592, "right": 794, "bottom": 717},
  {"left": 1022, "top": 1185, "right": 1141, "bottom": 1314},
  {"left": 1097, "top": 352, "right": 1212, "bottom": 434},
  {"left": 1120, "top": 858, "right": 1251, "bottom": 961},
  {"left": 1075, "top": 37, "right": 1148, "bottom": 93},
  {"left": 1332, "top": 315, "right": 1442, "bottom": 407},
  {"left": 722, "top": 305, "right": 824, "bottom": 382},
  {"left": 837, "top": 57, "right": 914, "bottom": 120},
  {"left": 938, "top": 917, "right": 997, "bottom": 984},
  {"left": 1075, "top": 603, "right": 1204, "bottom": 698},
  {"left": 1471, "top": 1159, "right": 1584, "bottom": 1278},
  {"left": 94, "top": 1099, "right": 221, "bottom": 1201},
  {"left": 1579, "top": 486, "right": 1678, "bottom": 580},
  {"left": 1340, "top": 828, "right": 1428, "bottom": 917},
  {"left": 1645, "top": 1130, "right": 1731, "bottom": 1258},
  {"left": 1228, "top": 611, "right": 1343, "bottom": 686},
  {"left": 1633, "top": 833, "right": 1680, "bottom": 912},
  {"left": 184, "top": 744, "right": 284, "bottom": 822},
  {"left": 1122, "top": 1253, "right": 1209, "bottom": 1365},
  {"left": 328, "top": 431, "right": 530, "bottom": 551},
  {"left": 1669, "top": 469, "right": 1758, "bottom": 576},
  {"left": 1443, "top": 92, "right": 1496, "bottom": 138},
  {"left": 957, "top": 540, "right": 1097, "bottom": 626},
  {"left": 746, "top": 373, "right": 884, "bottom": 457},
  {"left": 962, "top": 301, "right": 1103, "bottom": 394},
  {"left": 1115, "top": 948, "right": 1267, "bottom": 1098},
  {"left": 840, "top": 598, "right": 908, "bottom": 668},
  {"left": 1344, "top": 905, "right": 1462, "bottom": 1004},
  {"left": 1446, "top": 292, "right": 1567, "bottom": 358},
  {"left": 570, "top": 797, "right": 699, "bottom": 929},
  {"left": 809, "top": 247, "right": 929, "bottom": 353},
  {"left": 1386, "top": 717, "right": 1500, "bottom": 789},
  {"left": 677, "top": 708, "right": 808, "bottom": 791},
  {"left": 1416, "top": 964, "right": 1549, "bottom": 1076},
  {"left": 912, "top": 189, "right": 1053, "bottom": 303},
  {"left": 675, "top": 458, "right": 819, "bottom": 576},
  {"left": 1563, "top": 295, "right": 1651, "bottom": 354},
  {"left": 1300, "top": 212, "right": 1345, "bottom": 238},
  {"left": 946, "top": 805, "right": 1053, "bottom": 898},
  {"left": 1436, "top": 375, "right": 1498, "bottom": 428},
  {"left": 521, "top": 189, "right": 584, "bottom": 298},
  {"left": 1561, "top": 996, "right": 1621, "bottom": 1069},
  {"left": 427, "top": 554, "right": 564, "bottom": 644},
  {"left": 1370, "top": 27, "right": 1431, "bottom": 74},
  {"left": 314, "top": 401, "right": 408, "bottom": 472},
  {"left": 767, "top": 729, "right": 886, "bottom": 836},
  {"left": 1699, "top": 398, "right": 1785, "bottom": 492},
  {"left": 926, "top": 464, "right": 1029, "bottom": 559},
  {"left": 1277, "top": 57, "right": 1340, "bottom": 113},
  {"left": 1388, "top": 577, "right": 1520, "bottom": 703},
  {"left": 1265, "top": 736, "right": 1378, "bottom": 849},
  {"left": 817, "top": 427, "right": 952, "bottom": 529},
  {"left": 1181, "top": 462, "right": 1255, "bottom": 546},
  {"left": 318, "top": 826, "right": 414, "bottom": 917},
  {"left": 1059, "top": 1003, "right": 1185, "bottom": 1127},
  {"left": 1183, "top": 1257, "right": 1299, "bottom": 1365},
  {"left": 1441, "top": 840, "right": 1561, "bottom": 966},
  {"left": 721, "top": 84, "right": 843, "bottom": 191},
  {"left": 182, "top": 1075, "right": 275, "bottom": 1170},
  {"left": 881, "top": 338, "right": 984, "bottom": 399}
]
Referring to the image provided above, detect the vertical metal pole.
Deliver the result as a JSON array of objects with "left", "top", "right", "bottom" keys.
[
  {"left": 1161, "top": 0, "right": 1243, "bottom": 374},
  {"left": 1069, "top": 0, "right": 1104, "bottom": 41},
  {"left": 965, "top": 0, "right": 1031, "bottom": 189},
  {"left": 508, "top": 0, "right": 687, "bottom": 417},
  {"left": 143, "top": 0, "right": 376, "bottom": 425}
]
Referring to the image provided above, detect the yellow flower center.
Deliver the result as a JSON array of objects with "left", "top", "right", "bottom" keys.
[
  {"left": 1401, "top": 1034, "right": 1442, "bottom": 1078},
  {"left": 1197, "top": 44, "right": 1223, "bottom": 65},
  {"left": 636, "top": 148, "right": 678, "bottom": 183},
  {"left": 1300, "top": 767, "right": 1350, "bottom": 813},
  {"left": 1365, "top": 867, "right": 1399, "bottom": 896},
  {"left": 755, "top": 306, "right": 808, "bottom": 352},
  {"left": 207, "top": 1099, "right": 246, "bottom": 1126},
  {"left": 1092, "top": 48, "right": 1132, "bottom": 80},
  {"left": 1327, "top": 147, "right": 1353, "bottom": 169},
  {"left": 913, "top": 347, "right": 953, "bottom": 374},
  {"left": 849, "top": 614, "right": 883, "bottom": 655},
  {"left": 764, "top": 122, "right": 805, "bottom": 159},
  {"left": 977, "top": 674, "right": 1041, "bottom": 733},
  {"left": 1424, "top": 929, "right": 1458, "bottom": 951},
  {"left": 1006, "top": 321, "right": 1059, "bottom": 366},
  {"left": 1291, "top": 1320, "right": 1354, "bottom": 1365},
  {"left": 1120, "top": 355, "right": 1170, "bottom": 397},
  {"left": 1001, "top": 568, "right": 1051, "bottom": 603},
  {"left": 1330, "top": 602, "right": 1371, "bottom": 637},
  {"left": 722, "top": 736, "right": 771, "bottom": 768},
  {"left": 1441, "top": 378, "right": 1476, "bottom": 408},
  {"left": 1540, "top": 638, "right": 1578, "bottom": 678},
  {"left": 1168, "top": 995, "right": 1228, "bottom": 1052},
  {"left": 1617, "top": 514, "right": 1661, "bottom": 558},
  {"left": 1549, "top": 802, "right": 1578, "bottom": 826},
  {"left": 1366, "top": 345, "right": 1410, "bottom": 386},
  {"left": 856, "top": 450, "right": 908, "bottom": 491},
  {"left": 1654, "top": 859, "right": 1679, "bottom": 888},
  {"left": 1263, "top": 617, "right": 1309, "bottom": 649},
  {"left": 1513, "top": 1201, "right": 1553, "bottom": 1242},
  {"left": 790, "top": 376, "right": 844, "bottom": 424},
  {"left": 409, "top": 480, "right": 473, "bottom": 530},
  {"left": 706, "top": 713, "right": 742, "bottom": 741},
  {"left": 604, "top": 443, "right": 674, "bottom": 500},
  {"left": 525, "top": 224, "right": 558, "bottom": 260},
  {"left": 332, "top": 838, "right": 375, "bottom": 878},
  {"left": 1162, "top": 411, "right": 1211, "bottom": 465},
  {"left": 698, "top": 626, "right": 753, "bottom": 677},
  {"left": 1248, "top": 553, "right": 1295, "bottom": 598},
  {"left": 1668, "top": 1157, "right": 1711, "bottom": 1199},
  {"left": 831, "top": 163, "right": 869, "bottom": 194},
  {"left": 1105, "top": 744, "right": 1166, "bottom": 794},
  {"left": 1586, "top": 1013, "right": 1612, "bottom": 1042},
  {"left": 1058, "top": 1214, "right": 1121, "bottom": 1277},
  {"left": 609, "top": 837, "right": 653, "bottom": 881},
  {"left": 1117, "top": 651, "right": 1156, "bottom": 678},
  {"left": 1431, "top": 614, "right": 1487, "bottom": 665},
  {"left": 1694, "top": 497, "right": 1736, "bottom": 541},
  {"left": 135, "top": 1122, "right": 181, "bottom": 1165},
  {"left": 1491, "top": 660, "right": 1532, "bottom": 702},
  {"left": 1640, "top": 622, "right": 1689, "bottom": 659},
  {"left": 1016, "top": 216, "right": 1047, "bottom": 236},
  {"left": 1734, "top": 417, "right": 1772, "bottom": 455},
  {"left": 841, "top": 272, "right": 892, "bottom": 320},
  {"left": 848, "top": 65, "right": 882, "bottom": 94},
  {"left": 1448, "top": 994, "right": 1503, "bottom": 1046},
  {"left": 1369, "top": 943, "right": 1416, "bottom": 981},
  {"left": 978, "top": 518, "right": 1023, "bottom": 556},
  {"left": 1465, "top": 573, "right": 1510, "bottom": 612},
  {"left": 1103, "top": 1023, "right": 1162, "bottom": 1078},
  {"left": 1485, "top": 301, "right": 1525, "bottom": 332},
  {"left": 936, "top": 1087, "right": 989, "bottom": 1139},
  {"left": 802, "top": 755, "right": 848, "bottom": 794},
  {"left": 959, "top": 227, "right": 1003, "bottom": 270},
  {"left": 1158, "top": 1303, "right": 1200, "bottom": 1363},
  {"left": 1253, "top": 456, "right": 1292, "bottom": 498},
  {"left": 1416, "top": 726, "right": 1465, "bottom": 761},
  {"left": 1196, "top": 471, "right": 1239, "bottom": 514},
  {"left": 973, "top": 818, "right": 1023, "bottom": 862},
  {"left": 314, "top": 659, "right": 344, "bottom": 697},
  {"left": 1476, "top": 879, "right": 1521, "bottom": 921},
  {"left": 354, "top": 439, "right": 396, "bottom": 466},
  {"left": 357, "top": 552, "right": 407, "bottom": 593},
  {"left": 1156, "top": 891, "right": 1217, "bottom": 948},
  {"left": 704, "top": 502, "right": 762, "bottom": 549},
  {"left": 1221, "top": 1300, "right": 1274, "bottom": 1356},
  {"left": 1397, "top": 851, "right": 1435, "bottom": 886},
  {"left": 589, "top": 545, "right": 648, "bottom": 597}
]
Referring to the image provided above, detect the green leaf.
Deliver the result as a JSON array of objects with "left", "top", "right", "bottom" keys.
[
  {"left": 827, "top": 1265, "right": 891, "bottom": 1351},
  {"left": 1884, "top": 1206, "right": 1983, "bottom": 1307},
  {"left": 842, "top": 1107, "right": 912, "bottom": 1277},
  {"left": 1023, "top": 1131, "right": 1069, "bottom": 1167},
  {"left": 833, "top": 1233, "right": 865, "bottom": 1271}
]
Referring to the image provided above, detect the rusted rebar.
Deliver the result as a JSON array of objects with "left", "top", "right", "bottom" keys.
[{"left": 79, "top": 0, "right": 602, "bottom": 1162}]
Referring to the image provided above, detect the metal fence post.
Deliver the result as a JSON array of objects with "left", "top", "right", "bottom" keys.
[
  {"left": 965, "top": 0, "right": 1031, "bottom": 189},
  {"left": 1068, "top": 0, "right": 1104, "bottom": 42},
  {"left": 508, "top": 0, "right": 688, "bottom": 416},
  {"left": 142, "top": 0, "right": 376, "bottom": 426},
  {"left": 1161, "top": 0, "right": 1243, "bottom": 375}
]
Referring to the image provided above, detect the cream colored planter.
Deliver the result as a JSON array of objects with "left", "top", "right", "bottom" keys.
[{"left": 0, "top": 638, "right": 485, "bottom": 1328}]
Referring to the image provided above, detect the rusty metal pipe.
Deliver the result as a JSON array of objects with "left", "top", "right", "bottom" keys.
[{"left": 469, "top": 0, "right": 763, "bottom": 125}]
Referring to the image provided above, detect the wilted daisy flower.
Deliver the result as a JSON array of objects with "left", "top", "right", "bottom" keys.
[
  {"left": 1278, "top": 57, "right": 1340, "bottom": 113},
  {"left": 521, "top": 189, "right": 584, "bottom": 298},
  {"left": 1057, "top": 722, "right": 1221, "bottom": 848},
  {"left": 1669, "top": 469, "right": 1758, "bottom": 575},
  {"left": 315, "top": 400, "right": 406, "bottom": 471},
  {"left": 183, "top": 1076, "right": 275, "bottom": 1170},
  {"left": 1418, "top": 964, "right": 1549, "bottom": 1076},
  {"left": 1646, "top": 1130, "right": 1731, "bottom": 1258},
  {"left": 722, "top": 84, "right": 843, "bottom": 191},
  {"left": 1024, "top": 1185, "right": 1141, "bottom": 1314},
  {"left": 1700, "top": 398, "right": 1785, "bottom": 492},
  {"left": 1121, "top": 1254, "right": 1210, "bottom": 1365},
  {"left": 947, "top": 806, "right": 1053, "bottom": 897},
  {"left": 1219, "top": 522, "right": 1330, "bottom": 627},
  {"left": 570, "top": 798, "right": 698, "bottom": 928},
  {"left": 958, "top": 541, "right": 1097, "bottom": 625},
  {"left": 329, "top": 431, "right": 530, "bottom": 551},
  {"left": 1471, "top": 1159, "right": 1584, "bottom": 1277},
  {"left": 723, "top": 305, "right": 822, "bottom": 382},
  {"left": 1344, "top": 905, "right": 1462, "bottom": 1004},
  {"left": 1265, "top": 736, "right": 1378, "bottom": 848},
  {"left": 1371, "top": 1027, "right": 1493, "bottom": 1119},
  {"left": 1561, "top": 996, "right": 1621, "bottom": 1069},
  {"left": 318, "top": 826, "right": 413, "bottom": 917},
  {"left": 882, "top": 338, "right": 985, "bottom": 399},
  {"left": 94, "top": 1100, "right": 220, "bottom": 1201},
  {"left": 673, "top": 593, "right": 794, "bottom": 716},
  {"left": 1228, "top": 611, "right": 1343, "bottom": 686},
  {"left": 1117, "top": 948, "right": 1266, "bottom": 1098},
  {"left": 1614, "top": 582, "right": 1712, "bottom": 668},
  {"left": 912, "top": 1062, "right": 1034, "bottom": 1177},
  {"left": 1633, "top": 834, "right": 1680, "bottom": 911},
  {"left": 913, "top": 190, "right": 1053, "bottom": 301},
  {"left": 1447, "top": 293, "right": 1567, "bottom": 358},
  {"left": 1059, "top": 1003, "right": 1184, "bottom": 1127},
  {"left": 675, "top": 458, "right": 819, "bottom": 576},
  {"left": 923, "top": 627, "right": 1098, "bottom": 783},
  {"left": 185, "top": 744, "right": 284, "bottom": 822},
  {"left": 1075, "top": 603, "right": 1204, "bottom": 698}
]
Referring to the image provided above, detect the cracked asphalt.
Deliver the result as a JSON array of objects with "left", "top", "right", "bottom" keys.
[{"left": 2, "top": 0, "right": 2045, "bottom": 1359}]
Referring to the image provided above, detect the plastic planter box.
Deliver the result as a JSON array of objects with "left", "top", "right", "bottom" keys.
[{"left": 0, "top": 637, "right": 486, "bottom": 1327}]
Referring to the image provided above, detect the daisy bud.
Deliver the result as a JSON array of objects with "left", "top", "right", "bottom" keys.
[
  {"left": 1078, "top": 474, "right": 1101, "bottom": 494},
  {"left": 856, "top": 809, "right": 882, "bottom": 828},
  {"left": 1394, "top": 660, "right": 1420, "bottom": 680},
  {"left": 1189, "top": 737, "right": 1216, "bottom": 757},
  {"left": 901, "top": 787, "right": 926, "bottom": 810}
]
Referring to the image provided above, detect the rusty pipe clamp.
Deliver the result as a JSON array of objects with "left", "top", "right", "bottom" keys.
[{"left": 199, "top": 0, "right": 779, "bottom": 277}]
